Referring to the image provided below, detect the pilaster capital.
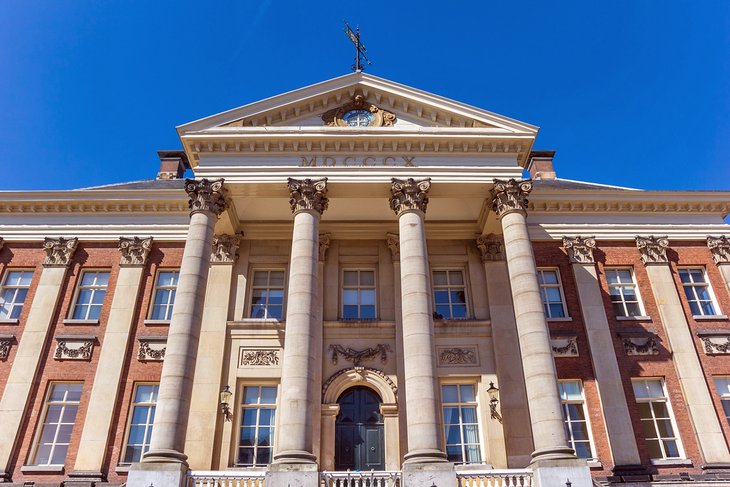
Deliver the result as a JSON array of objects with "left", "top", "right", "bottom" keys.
[
  {"left": 118, "top": 237, "right": 153, "bottom": 266},
  {"left": 476, "top": 233, "right": 504, "bottom": 261},
  {"left": 563, "top": 236, "right": 596, "bottom": 264},
  {"left": 211, "top": 234, "right": 241, "bottom": 264},
  {"left": 185, "top": 178, "right": 228, "bottom": 216},
  {"left": 319, "top": 233, "right": 331, "bottom": 262},
  {"left": 708, "top": 236, "right": 730, "bottom": 265},
  {"left": 42, "top": 237, "right": 78, "bottom": 267},
  {"left": 636, "top": 235, "right": 670, "bottom": 265},
  {"left": 386, "top": 232, "right": 400, "bottom": 261},
  {"left": 490, "top": 178, "right": 532, "bottom": 218},
  {"left": 287, "top": 177, "right": 329, "bottom": 215},
  {"left": 389, "top": 178, "right": 431, "bottom": 216}
]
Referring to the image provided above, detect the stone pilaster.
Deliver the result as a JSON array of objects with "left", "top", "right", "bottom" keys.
[{"left": 708, "top": 236, "right": 730, "bottom": 295}]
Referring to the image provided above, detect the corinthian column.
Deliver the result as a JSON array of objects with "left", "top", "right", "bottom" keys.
[{"left": 272, "top": 178, "right": 328, "bottom": 467}]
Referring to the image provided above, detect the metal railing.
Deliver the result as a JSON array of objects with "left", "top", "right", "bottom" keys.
[
  {"left": 321, "top": 470, "right": 401, "bottom": 487},
  {"left": 188, "top": 470, "right": 266, "bottom": 487},
  {"left": 455, "top": 468, "right": 533, "bottom": 487}
]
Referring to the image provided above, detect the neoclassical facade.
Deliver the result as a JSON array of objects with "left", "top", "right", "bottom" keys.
[{"left": 1, "top": 73, "right": 730, "bottom": 487}]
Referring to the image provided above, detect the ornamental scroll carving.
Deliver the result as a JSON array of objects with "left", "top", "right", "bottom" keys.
[
  {"left": 55, "top": 339, "right": 94, "bottom": 360},
  {"left": 138, "top": 339, "right": 166, "bottom": 361},
  {"left": 490, "top": 179, "right": 532, "bottom": 218},
  {"left": 563, "top": 236, "right": 596, "bottom": 264},
  {"left": 551, "top": 337, "right": 579, "bottom": 357},
  {"left": 43, "top": 237, "right": 78, "bottom": 267},
  {"left": 185, "top": 178, "right": 228, "bottom": 216},
  {"left": 622, "top": 337, "right": 659, "bottom": 356},
  {"left": 319, "top": 233, "right": 331, "bottom": 262},
  {"left": 211, "top": 234, "right": 241, "bottom": 263},
  {"left": 321, "top": 90, "right": 396, "bottom": 127},
  {"left": 438, "top": 347, "right": 478, "bottom": 366},
  {"left": 700, "top": 336, "right": 730, "bottom": 355},
  {"left": 0, "top": 337, "right": 12, "bottom": 359},
  {"left": 386, "top": 233, "right": 400, "bottom": 261},
  {"left": 636, "top": 236, "right": 669, "bottom": 265},
  {"left": 476, "top": 234, "right": 504, "bottom": 261},
  {"left": 288, "top": 178, "right": 329, "bottom": 215},
  {"left": 389, "top": 178, "right": 431, "bottom": 215},
  {"left": 119, "top": 236, "right": 153, "bottom": 266},
  {"left": 240, "top": 349, "right": 280, "bottom": 366},
  {"left": 329, "top": 344, "right": 392, "bottom": 366},
  {"left": 708, "top": 236, "right": 730, "bottom": 265}
]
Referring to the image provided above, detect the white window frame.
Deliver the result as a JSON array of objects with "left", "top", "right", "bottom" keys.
[
  {"left": 558, "top": 380, "right": 597, "bottom": 460},
  {"left": 341, "top": 268, "right": 377, "bottom": 320},
  {"left": 713, "top": 376, "right": 730, "bottom": 426},
  {"left": 235, "top": 383, "right": 279, "bottom": 467},
  {"left": 121, "top": 383, "right": 159, "bottom": 464},
  {"left": 632, "top": 378, "right": 685, "bottom": 461},
  {"left": 148, "top": 270, "right": 179, "bottom": 321},
  {"left": 0, "top": 268, "right": 33, "bottom": 320},
  {"left": 537, "top": 268, "right": 569, "bottom": 319},
  {"left": 431, "top": 268, "right": 470, "bottom": 320},
  {"left": 69, "top": 270, "right": 110, "bottom": 321},
  {"left": 30, "top": 382, "right": 82, "bottom": 466},
  {"left": 678, "top": 267, "right": 722, "bottom": 317},
  {"left": 440, "top": 382, "right": 484, "bottom": 465},
  {"left": 605, "top": 267, "right": 647, "bottom": 318},
  {"left": 247, "top": 269, "right": 286, "bottom": 320}
]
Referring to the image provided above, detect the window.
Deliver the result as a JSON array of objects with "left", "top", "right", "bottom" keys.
[
  {"left": 605, "top": 268, "right": 644, "bottom": 318},
  {"left": 441, "top": 384, "right": 482, "bottom": 464},
  {"left": 32, "top": 383, "right": 82, "bottom": 466},
  {"left": 123, "top": 384, "right": 158, "bottom": 463},
  {"left": 70, "top": 271, "right": 110, "bottom": 320},
  {"left": 537, "top": 269, "right": 567, "bottom": 318},
  {"left": 238, "top": 385, "right": 277, "bottom": 467},
  {"left": 249, "top": 270, "right": 285, "bottom": 320},
  {"left": 0, "top": 269, "right": 33, "bottom": 319},
  {"left": 632, "top": 379, "right": 683, "bottom": 459},
  {"left": 149, "top": 271, "right": 179, "bottom": 320},
  {"left": 559, "top": 381, "right": 595, "bottom": 459},
  {"left": 342, "top": 270, "right": 376, "bottom": 319},
  {"left": 432, "top": 270, "right": 467, "bottom": 320},
  {"left": 713, "top": 377, "right": 730, "bottom": 425},
  {"left": 678, "top": 268, "right": 720, "bottom": 316}
]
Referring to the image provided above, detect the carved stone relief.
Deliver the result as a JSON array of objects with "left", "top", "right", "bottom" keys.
[
  {"left": 563, "top": 236, "right": 596, "bottom": 264},
  {"left": 43, "top": 237, "right": 78, "bottom": 267},
  {"left": 329, "top": 344, "right": 391, "bottom": 366},
  {"left": 708, "top": 236, "right": 730, "bottom": 265},
  {"left": 389, "top": 178, "right": 431, "bottom": 215},
  {"left": 0, "top": 334, "right": 13, "bottom": 359},
  {"left": 185, "top": 178, "right": 228, "bottom": 216},
  {"left": 437, "top": 347, "right": 479, "bottom": 366},
  {"left": 55, "top": 336, "right": 95, "bottom": 360},
  {"left": 636, "top": 236, "right": 670, "bottom": 265},
  {"left": 490, "top": 179, "right": 532, "bottom": 218},
  {"left": 138, "top": 337, "right": 166, "bottom": 361},
  {"left": 386, "top": 233, "right": 400, "bottom": 261},
  {"left": 211, "top": 234, "right": 241, "bottom": 263},
  {"left": 475, "top": 234, "right": 504, "bottom": 261},
  {"left": 288, "top": 178, "right": 329, "bottom": 215},
  {"left": 239, "top": 349, "right": 280, "bottom": 366},
  {"left": 119, "top": 236, "right": 153, "bottom": 266},
  {"left": 699, "top": 335, "right": 730, "bottom": 355},
  {"left": 319, "top": 233, "right": 331, "bottom": 262},
  {"left": 551, "top": 337, "right": 579, "bottom": 357},
  {"left": 622, "top": 336, "right": 660, "bottom": 356},
  {"left": 321, "top": 90, "right": 396, "bottom": 127},
  {"left": 321, "top": 366, "right": 398, "bottom": 400}
]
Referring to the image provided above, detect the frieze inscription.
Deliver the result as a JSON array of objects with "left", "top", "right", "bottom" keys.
[{"left": 300, "top": 155, "right": 416, "bottom": 167}]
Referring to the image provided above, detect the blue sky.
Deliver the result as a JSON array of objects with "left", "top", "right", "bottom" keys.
[{"left": 1, "top": 1, "right": 729, "bottom": 191}]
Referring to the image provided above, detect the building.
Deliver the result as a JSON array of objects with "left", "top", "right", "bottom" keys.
[{"left": 1, "top": 72, "right": 730, "bottom": 487}]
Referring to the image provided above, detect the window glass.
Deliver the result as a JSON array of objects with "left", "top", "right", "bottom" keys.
[
  {"left": 714, "top": 377, "right": 730, "bottom": 426},
  {"left": 342, "top": 270, "right": 376, "bottom": 320},
  {"left": 432, "top": 270, "right": 468, "bottom": 320},
  {"left": 71, "top": 271, "right": 110, "bottom": 320},
  {"left": 537, "top": 269, "right": 567, "bottom": 318},
  {"left": 558, "top": 381, "right": 595, "bottom": 459},
  {"left": 441, "top": 384, "right": 482, "bottom": 464},
  {"left": 605, "top": 268, "right": 644, "bottom": 317},
  {"left": 238, "top": 385, "right": 278, "bottom": 467},
  {"left": 678, "top": 268, "right": 719, "bottom": 316},
  {"left": 0, "top": 270, "right": 33, "bottom": 319},
  {"left": 150, "top": 271, "right": 179, "bottom": 321},
  {"left": 123, "top": 384, "right": 159, "bottom": 463},
  {"left": 632, "top": 379, "right": 683, "bottom": 459},
  {"left": 33, "top": 383, "right": 82, "bottom": 466},
  {"left": 249, "top": 270, "right": 285, "bottom": 320}
]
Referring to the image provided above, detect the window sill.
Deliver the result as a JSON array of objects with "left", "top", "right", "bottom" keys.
[
  {"left": 63, "top": 319, "right": 99, "bottom": 325},
  {"left": 650, "top": 458, "right": 693, "bottom": 467},
  {"left": 144, "top": 319, "right": 171, "bottom": 326},
  {"left": 115, "top": 465, "right": 131, "bottom": 473},
  {"left": 616, "top": 316, "right": 652, "bottom": 321},
  {"left": 238, "top": 318, "right": 282, "bottom": 324},
  {"left": 547, "top": 317, "right": 572, "bottom": 322},
  {"left": 586, "top": 460, "right": 603, "bottom": 469},
  {"left": 693, "top": 315, "right": 729, "bottom": 321},
  {"left": 0, "top": 318, "right": 19, "bottom": 325},
  {"left": 21, "top": 465, "right": 65, "bottom": 473}
]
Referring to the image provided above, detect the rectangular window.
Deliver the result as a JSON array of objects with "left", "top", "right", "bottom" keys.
[
  {"left": 0, "top": 269, "right": 33, "bottom": 319},
  {"left": 559, "top": 380, "right": 595, "bottom": 459},
  {"left": 678, "top": 268, "right": 720, "bottom": 316},
  {"left": 70, "top": 271, "right": 110, "bottom": 320},
  {"left": 713, "top": 377, "right": 730, "bottom": 425},
  {"left": 123, "top": 384, "right": 158, "bottom": 463},
  {"left": 149, "top": 271, "right": 179, "bottom": 321},
  {"left": 238, "top": 385, "right": 277, "bottom": 467},
  {"left": 632, "top": 378, "right": 683, "bottom": 459},
  {"left": 32, "top": 383, "right": 82, "bottom": 466},
  {"left": 432, "top": 270, "right": 467, "bottom": 320},
  {"left": 606, "top": 268, "right": 644, "bottom": 318},
  {"left": 537, "top": 269, "right": 567, "bottom": 318},
  {"left": 249, "top": 270, "right": 285, "bottom": 320},
  {"left": 441, "top": 384, "right": 482, "bottom": 464},
  {"left": 342, "top": 269, "right": 376, "bottom": 320}
]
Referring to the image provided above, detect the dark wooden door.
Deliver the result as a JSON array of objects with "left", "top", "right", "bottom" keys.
[{"left": 335, "top": 387, "right": 385, "bottom": 471}]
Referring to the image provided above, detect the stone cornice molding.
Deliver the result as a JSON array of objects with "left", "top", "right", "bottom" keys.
[
  {"left": 475, "top": 233, "right": 504, "bottom": 261},
  {"left": 386, "top": 233, "right": 400, "bottom": 261},
  {"left": 319, "top": 233, "right": 331, "bottom": 262},
  {"left": 118, "top": 236, "right": 153, "bottom": 266},
  {"left": 528, "top": 196, "right": 730, "bottom": 215},
  {"left": 708, "top": 236, "right": 730, "bottom": 265},
  {"left": 42, "top": 237, "right": 78, "bottom": 267},
  {"left": 211, "top": 234, "right": 241, "bottom": 264},
  {"left": 287, "top": 177, "right": 329, "bottom": 215},
  {"left": 185, "top": 178, "right": 228, "bottom": 216},
  {"left": 636, "top": 236, "right": 670, "bottom": 265},
  {"left": 563, "top": 236, "right": 596, "bottom": 264},
  {"left": 389, "top": 177, "right": 431, "bottom": 216},
  {"left": 490, "top": 178, "right": 532, "bottom": 218}
]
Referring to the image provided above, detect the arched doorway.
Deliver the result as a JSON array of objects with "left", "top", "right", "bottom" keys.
[{"left": 335, "top": 386, "right": 385, "bottom": 471}]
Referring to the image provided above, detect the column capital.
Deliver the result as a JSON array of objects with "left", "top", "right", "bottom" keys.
[
  {"left": 389, "top": 177, "right": 431, "bottom": 216},
  {"left": 210, "top": 234, "right": 241, "bottom": 263},
  {"left": 490, "top": 178, "right": 532, "bottom": 218},
  {"left": 563, "top": 236, "right": 596, "bottom": 264},
  {"left": 42, "top": 237, "right": 79, "bottom": 267},
  {"left": 287, "top": 177, "right": 329, "bottom": 215},
  {"left": 185, "top": 178, "right": 228, "bottom": 216},
  {"left": 118, "top": 237, "right": 153, "bottom": 266},
  {"left": 636, "top": 236, "right": 670, "bottom": 265},
  {"left": 319, "top": 233, "right": 331, "bottom": 262},
  {"left": 386, "top": 232, "right": 400, "bottom": 261},
  {"left": 708, "top": 236, "right": 730, "bottom": 265},
  {"left": 476, "top": 233, "right": 504, "bottom": 261}
]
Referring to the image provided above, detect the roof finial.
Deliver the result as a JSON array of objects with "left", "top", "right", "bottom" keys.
[{"left": 343, "top": 21, "right": 372, "bottom": 72}]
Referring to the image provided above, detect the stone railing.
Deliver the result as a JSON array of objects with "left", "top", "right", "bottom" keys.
[
  {"left": 321, "top": 470, "right": 401, "bottom": 487},
  {"left": 187, "top": 470, "right": 266, "bottom": 487},
  {"left": 455, "top": 468, "right": 533, "bottom": 486}
]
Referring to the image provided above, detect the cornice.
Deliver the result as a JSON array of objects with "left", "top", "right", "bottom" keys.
[
  {"left": 528, "top": 195, "right": 730, "bottom": 216},
  {"left": 528, "top": 224, "right": 730, "bottom": 241},
  {"left": 240, "top": 221, "right": 480, "bottom": 240}
]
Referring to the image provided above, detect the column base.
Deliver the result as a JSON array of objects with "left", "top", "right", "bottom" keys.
[
  {"left": 403, "top": 448, "right": 448, "bottom": 464},
  {"left": 272, "top": 449, "right": 318, "bottom": 464},
  {"left": 402, "top": 462, "right": 456, "bottom": 487},
  {"left": 530, "top": 458, "right": 591, "bottom": 487},
  {"left": 141, "top": 448, "right": 189, "bottom": 465},
  {"left": 265, "top": 462, "right": 319, "bottom": 487},
  {"left": 66, "top": 470, "right": 106, "bottom": 486},
  {"left": 127, "top": 461, "right": 188, "bottom": 487},
  {"left": 530, "top": 445, "right": 577, "bottom": 462}
]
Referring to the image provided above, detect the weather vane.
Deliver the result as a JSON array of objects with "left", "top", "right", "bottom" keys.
[{"left": 343, "top": 21, "right": 372, "bottom": 72}]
